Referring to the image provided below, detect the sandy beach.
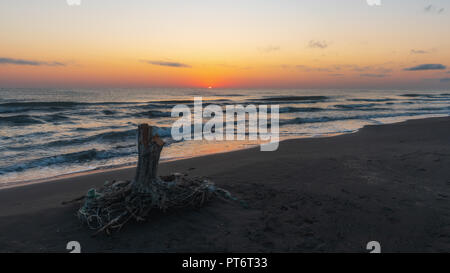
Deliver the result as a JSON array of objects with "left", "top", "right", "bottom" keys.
[{"left": 1, "top": 117, "right": 449, "bottom": 253}]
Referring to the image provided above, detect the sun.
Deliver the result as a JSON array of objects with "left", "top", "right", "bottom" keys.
[{"left": 208, "top": 86, "right": 212, "bottom": 89}]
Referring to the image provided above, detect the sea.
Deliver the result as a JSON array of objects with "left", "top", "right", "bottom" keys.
[{"left": 1, "top": 88, "right": 449, "bottom": 187}]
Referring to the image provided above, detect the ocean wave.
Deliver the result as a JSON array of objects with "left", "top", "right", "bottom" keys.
[
  {"left": 335, "top": 103, "right": 378, "bottom": 109},
  {"left": 149, "top": 98, "right": 230, "bottom": 105},
  {"left": 133, "top": 100, "right": 233, "bottom": 112},
  {"left": 348, "top": 98, "right": 396, "bottom": 102},
  {"left": 401, "top": 94, "right": 450, "bottom": 99},
  {"left": 28, "top": 126, "right": 171, "bottom": 149},
  {"left": 0, "top": 101, "right": 145, "bottom": 114},
  {"left": 3, "top": 131, "right": 52, "bottom": 141},
  {"left": 0, "top": 101, "right": 84, "bottom": 108},
  {"left": 38, "top": 113, "right": 71, "bottom": 123},
  {"left": 250, "top": 96, "right": 328, "bottom": 102},
  {"left": 0, "top": 113, "right": 74, "bottom": 126},
  {"left": 102, "top": 110, "right": 116, "bottom": 115},
  {"left": 72, "top": 125, "right": 125, "bottom": 132},
  {"left": 0, "top": 101, "right": 141, "bottom": 107},
  {"left": 37, "top": 129, "right": 137, "bottom": 148},
  {"left": 279, "top": 106, "right": 324, "bottom": 113},
  {"left": 0, "top": 115, "right": 44, "bottom": 126},
  {"left": 414, "top": 106, "right": 450, "bottom": 111},
  {"left": 401, "top": 94, "right": 436, "bottom": 98},
  {"left": 279, "top": 111, "right": 448, "bottom": 125},
  {"left": 0, "top": 125, "right": 174, "bottom": 175},
  {"left": 0, "top": 148, "right": 134, "bottom": 175},
  {"left": 281, "top": 104, "right": 391, "bottom": 113},
  {"left": 410, "top": 98, "right": 450, "bottom": 102},
  {"left": 133, "top": 110, "right": 171, "bottom": 118}
]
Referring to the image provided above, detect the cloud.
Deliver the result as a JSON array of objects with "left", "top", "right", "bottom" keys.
[
  {"left": 259, "top": 46, "right": 280, "bottom": 53},
  {"left": 424, "top": 5, "right": 445, "bottom": 14},
  {"left": 141, "top": 60, "right": 191, "bottom": 68},
  {"left": 343, "top": 64, "right": 392, "bottom": 73},
  {"left": 410, "top": 49, "right": 429, "bottom": 54},
  {"left": 295, "top": 65, "right": 333, "bottom": 72},
  {"left": 0, "top": 57, "right": 66, "bottom": 66},
  {"left": 308, "top": 40, "right": 329, "bottom": 49},
  {"left": 352, "top": 66, "right": 386, "bottom": 73},
  {"left": 360, "top": 73, "right": 389, "bottom": 78},
  {"left": 291, "top": 64, "right": 392, "bottom": 75},
  {"left": 440, "top": 78, "right": 450, "bottom": 82},
  {"left": 404, "top": 64, "right": 446, "bottom": 71}
]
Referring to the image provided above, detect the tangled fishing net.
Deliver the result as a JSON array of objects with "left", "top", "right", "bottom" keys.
[{"left": 75, "top": 173, "right": 240, "bottom": 235}]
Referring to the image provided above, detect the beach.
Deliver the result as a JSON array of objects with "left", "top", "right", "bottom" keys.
[{"left": 1, "top": 116, "right": 449, "bottom": 253}]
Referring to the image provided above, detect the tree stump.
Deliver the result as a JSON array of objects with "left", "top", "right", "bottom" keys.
[
  {"left": 74, "top": 123, "right": 239, "bottom": 234},
  {"left": 133, "top": 124, "right": 165, "bottom": 191}
]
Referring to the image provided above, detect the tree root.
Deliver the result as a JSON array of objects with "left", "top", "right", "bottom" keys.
[{"left": 73, "top": 173, "right": 240, "bottom": 235}]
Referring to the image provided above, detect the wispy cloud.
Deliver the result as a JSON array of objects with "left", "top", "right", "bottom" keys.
[
  {"left": 404, "top": 64, "right": 446, "bottom": 71},
  {"left": 348, "top": 65, "right": 392, "bottom": 73},
  {"left": 288, "top": 64, "right": 392, "bottom": 75},
  {"left": 295, "top": 65, "right": 333, "bottom": 72},
  {"left": 424, "top": 5, "right": 445, "bottom": 14},
  {"left": 0, "top": 57, "right": 66, "bottom": 66},
  {"left": 410, "top": 49, "right": 430, "bottom": 54},
  {"left": 141, "top": 60, "right": 191, "bottom": 68},
  {"left": 308, "top": 40, "right": 329, "bottom": 49},
  {"left": 360, "top": 73, "right": 389, "bottom": 78},
  {"left": 258, "top": 45, "right": 280, "bottom": 53}
]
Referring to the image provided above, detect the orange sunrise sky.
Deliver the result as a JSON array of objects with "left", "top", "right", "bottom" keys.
[{"left": 0, "top": 0, "right": 449, "bottom": 89}]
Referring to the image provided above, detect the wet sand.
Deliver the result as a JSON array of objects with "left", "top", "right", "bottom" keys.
[{"left": 1, "top": 117, "right": 450, "bottom": 252}]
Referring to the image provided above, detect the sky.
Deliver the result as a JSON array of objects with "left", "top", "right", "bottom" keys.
[{"left": 0, "top": 0, "right": 449, "bottom": 89}]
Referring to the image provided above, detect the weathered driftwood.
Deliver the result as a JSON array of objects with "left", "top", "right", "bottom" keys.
[
  {"left": 133, "top": 124, "right": 164, "bottom": 191},
  {"left": 73, "top": 123, "right": 240, "bottom": 235}
]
